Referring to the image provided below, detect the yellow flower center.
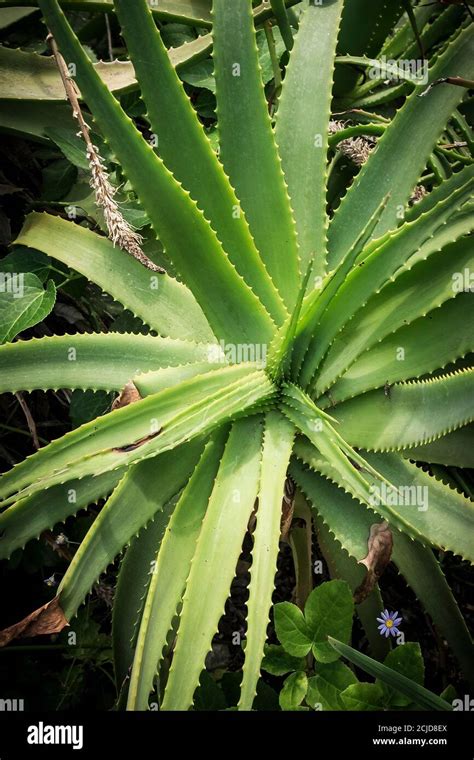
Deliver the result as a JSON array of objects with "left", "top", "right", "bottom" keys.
[{"left": 385, "top": 619, "right": 393, "bottom": 628}]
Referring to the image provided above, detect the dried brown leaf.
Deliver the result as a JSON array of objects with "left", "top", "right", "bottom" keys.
[
  {"left": 354, "top": 520, "right": 393, "bottom": 604},
  {"left": 0, "top": 597, "right": 68, "bottom": 647}
]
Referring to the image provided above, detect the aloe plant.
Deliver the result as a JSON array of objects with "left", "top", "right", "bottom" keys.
[{"left": 0, "top": 0, "right": 473, "bottom": 711}]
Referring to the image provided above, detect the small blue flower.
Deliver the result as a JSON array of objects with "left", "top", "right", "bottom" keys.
[{"left": 377, "top": 609, "right": 403, "bottom": 637}]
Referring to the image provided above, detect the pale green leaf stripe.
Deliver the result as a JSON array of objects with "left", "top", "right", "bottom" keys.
[
  {"left": 239, "top": 411, "right": 294, "bottom": 710},
  {"left": 328, "top": 23, "right": 474, "bottom": 268},
  {"left": 0, "top": 469, "right": 124, "bottom": 560},
  {"left": 0, "top": 365, "right": 272, "bottom": 504},
  {"left": 315, "top": 235, "right": 474, "bottom": 394},
  {"left": 0, "top": 332, "right": 211, "bottom": 393},
  {"left": 407, "top": 425, "right": 474, "bottom": 469},
  {"left": 38, "top": 0, "right": 274, "bottom": 346},
  {"left": 16, "top": 213, "right": 213, "bottom": 343},
  {"left": 293, "top": 439, "right": 474, "bottom": 562},
  {"left": 325, "top": 294, "right": 474, "bottom": 404},
  {"left": 291, "top": 459, "right": 474, "bottom": 684},
  {"left": 113, "top": 514, "right": 176, "bottom": 696},
  {"left": 329, "top": 638, "right": 450, "bottom": 711},
  {"left": 212, "top": 0, "right": 300, "bottom": 309},
  {"left": 314, "top": 514, "right": 389, "bottom": 662},
  {"left": 127, "top": 431, "right": 228, "bottom": 710},
  {"left": 162, "top": 417, "right": 263, "bottom": 710},
  {"left": 133, "top": 362, "right": 223, "bottom": 398},
  {"left": 58, "top": 439, "right": 205, "bottom": 619},
  {"left": 330, "top": 368, "right": 474, "bottom": 452},
  {"left": 276, "top": 0, "right": 343, "bottom": 277},
  {"left": 0, "top": 38, "right": 213, "bottom": 101},
  {"left": 114, "top": 0, "right": 286, "bottom": 327}
]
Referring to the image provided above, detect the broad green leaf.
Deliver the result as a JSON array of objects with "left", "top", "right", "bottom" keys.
[
  {"left": 329, "top": 368, "right": 474, "bottom": 451},
  {"left": 114, "top": 0, "right": 286, "bottom": 326},
  {"left": 340, "top": 683, "right": 385, "bottom": 711},
  {"left": 407, "top": 425, "right": 474, "bottom": 469},
  {"left": 127, "top": 431, "right": 227, "bottom": 710},
  {"left": 261, "top": 645, "right": 305, "bottom": 677},
  {"left": 213, "top": 0, "right": 300, "bottom": 309},
  {"left": 307, "top": 661, "right": 358, "bottom": 711},
  {"left": 328, "top": 24, "right": 474, "bottom": 268},
  {"left": 330, "top": 638, "right": 451, "bottom": 711},
  {"left": 279, "top": 671, "right": 308, "bottom": 711},
  {"left": 16, "top": 213, "right": 214, "bottom": 343},
  {"left": 161, "top": 417, "right": 263, "bottom": 710},
  {"left": 239, "top": 411, "right": 294, "bottom": 710},
  {"left": 58, "top": 439, "right": 205, "bottom": 619},
  {"left": 38, "top": 0, "right": 274, "bottom": 346},
  {"left": 0, "top": 273, "right": 55, "bottom": 343},
  {"left": 274, "top": 602, "right": 312, "bottom": 658},
  {"left": 0, "top": 332, "right": 210, "bottom": 393},
  {"left": 304, "top": 580, "right": 354, "bottom": 663},
  {"left": 380, "top": 643, "right": 424, "bottom": 707},
  {"left": 276, "top": 0, "right": 343, "bottom": 276}
]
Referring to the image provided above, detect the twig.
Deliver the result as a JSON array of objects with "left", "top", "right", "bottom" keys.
[
  {"left": 104, "top": 13, "right": 114, "bottom": 62},
  {"left": 15, "top": 392, "right": 40, "bottom": 450},
  {"left": 46, "top": 32, "right": 165, "bottom": 273}
]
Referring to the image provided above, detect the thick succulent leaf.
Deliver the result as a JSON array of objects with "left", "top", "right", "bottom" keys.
[
  {"left": 0, "top": 364, "right": 274, "bottom": 504},
  {"left": 328, "top": 24, "right": 474, "bottom": 268},
  {"left": 239, "top": 411, "right": 294, "bottom": 710},
  {"left": 58, "top": 439, "right": 205, "bottom": 620},
  {"left": 275, "top": 0, "right": 343, "bottom": 276},
  {"left": 16, "top": 213, "right": 213, "bottom": 343},
  {"left": 315, "top": 514, "right": 389, "bottom": 662},
  {"left": 315, "top": 236, "right": 474, "bottom": 394},
  {"left": 113, "top": 0, "right": 286, "bottom": 327},
  {"left": 133, "top": 362, "right": 225, "bottom": 398},
  {"left": 162, "top": 417, "right": 263, "bottom": 710},
  {"left": 329, "top": 368, "right": 474, "bottom": 452},
  {"left": 38, "top": 0, "right": 274, "bottom": 346},
  {"left": 0, "top": 469, "right": 124, "bottom": 560},
  {"left": 0, "top": 332, "right": 210, "bottom": 393},
  {"left": 407, "top": 425, "right": 474, "bottom": 469},
  {"left": 0, "top": 39, "right": 212, "bottom": 101},
  {"left": 127, "top": 430, "right": 228, "bottom": 710},
  {"left": 303, "top": 177, "right": 474, "bottom": 388},
  {"left": 291, "top": 459, "right": 474, "bottom": 682},
  {"left": 325, "top": 294, "right": 474, "bottom": 404},
  {"left": 212, "top": 0, "right": 300, "bottom": 309},
  {"left": 293, "top": 440, "right": 474, "bottom": 562},
  {"left": 113, "top": 514, "right": 174, "bottom": 697}
]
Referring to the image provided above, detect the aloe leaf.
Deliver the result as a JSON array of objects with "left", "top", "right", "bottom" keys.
[
  {"left": 0, "top": 332, "right": 211, "bottom": 393},
  {"left": 239, "top": 411, "right": 294, "bottom": 710},
  {"left": 127, "top": 430, "right": 228, "bottom": 710},
  {"left": 113, "top": 514, "right": 176, "bottom": 697},
  {"left": 113, "top": 0, "right": 285, "bottom": 326},
  {"left": 329, "top": 638, "right": 451, "bottom": 711},
  {"left": 133, "top": 362, "right": 226, "bottom": 398},
  {"left": 275, "top": 0, "right": 343, "bottom": 277},
  {"left": 0, "top": 37, "right": 213, "bottom": 102},
  {"left": 293, "top": 439, "right": 474, "bottom": 562},
  {"left": 315, "top": 235, "right": 474, "bottom": 394},
  {"left": 16, "top": 213, "right": 213, "bottom": 343},
  {"left": 162, "top": 417, "right": 263, "bottom": 710},
  {"left": 329, "top": 368, "right": 474, "bottom": 452},
  {"left": 0, "top": 365, "right": 273, "bottom": 504},
  {"left": 0, "top": 469, "right": 124, "bottom": 561},
  {"left": 38, "top": 0, "right": 275, "bottom": 346},
  {"left": 325, "top": 294, "right": 474, "bottom": 404},
  {"left": 407, "top": 424, "right": 474, "bottom": 469},
  {"left": 212, "top": 0, "right": 300, "bottom": 309},
  {"left": 57, "top": 439, "right": 205, "bottom": 620},
  {"left": 328, "top": 23, "right": 474, "bottom": 268}
]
